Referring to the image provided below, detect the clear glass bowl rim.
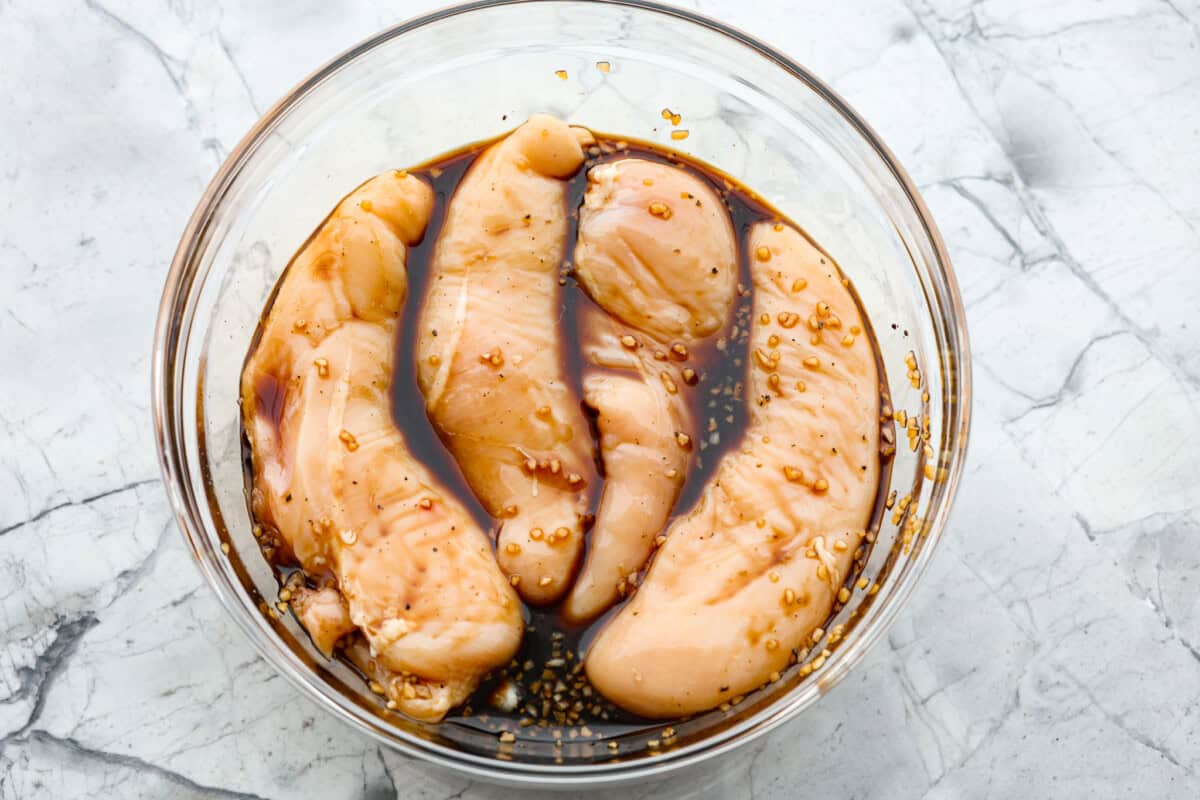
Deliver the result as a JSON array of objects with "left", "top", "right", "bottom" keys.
[{"left": 151, "top": 0, "right": 972, "bottom": 786}]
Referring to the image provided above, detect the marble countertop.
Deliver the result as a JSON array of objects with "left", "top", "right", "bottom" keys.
[{"left": 2, "top": 0, "right": 1198, "bottom": 797}]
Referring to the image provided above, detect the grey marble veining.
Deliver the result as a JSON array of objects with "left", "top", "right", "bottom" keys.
[{"left": 2, "top": 0, "right": 1197, "bottom": 797}]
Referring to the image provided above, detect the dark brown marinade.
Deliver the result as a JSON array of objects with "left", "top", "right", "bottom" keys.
[{"left": 241, "top": 128, "right": 895, "bottom": 749}]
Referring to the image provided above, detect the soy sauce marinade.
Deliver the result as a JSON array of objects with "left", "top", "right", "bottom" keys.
[{"left": 243, "top": 129, "right": 893, "bottom": 748}]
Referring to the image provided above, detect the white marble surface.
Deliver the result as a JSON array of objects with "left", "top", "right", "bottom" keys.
[{"left": 2, "top": 0, "right": 1198, "bottom": 796}]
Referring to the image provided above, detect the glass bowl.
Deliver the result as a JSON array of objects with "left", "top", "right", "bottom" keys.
[{"left": 152, "top": 0, "right": 970, "bottom": 789}]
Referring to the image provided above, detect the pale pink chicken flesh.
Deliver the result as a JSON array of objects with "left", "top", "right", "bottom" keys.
[
  {"left": 562, "top": 158, "right": 737, "bottom": 623},
  {"left": 241, "top": 171, "right": 523, "bottom": 722},
  {"left": 585, "top": 222, "right": 880, "bottom": 718},
  {"left": 416, "top": 115, "right": 596, "bottom": 604}
]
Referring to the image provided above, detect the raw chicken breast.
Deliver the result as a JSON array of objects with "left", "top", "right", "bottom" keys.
[
  {"left": 416, "top": 115, "right": 596, "bottom": 604},
  {"left": 585, "top": 222, "right": 880, "bottom": 718},
  {"left": 288, "top": 585, "right": 353, "bottom": 657},
  {"left": 562, "top": 159, "right": 737, "bottom": 623},
  {"left": 242, "top": 171, "right": 523, "bottom": 722},
  {"left": 573, "top": 159, "right": 737, "bottom": 342}
]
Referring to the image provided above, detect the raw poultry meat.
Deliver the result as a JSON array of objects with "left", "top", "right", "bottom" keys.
[
  {"left": 562, "top": 158, "right": 737, "bottom": 622},
  {"left": 585, "top": 222, "right": 880, "bottom": 718},
  {"left": 242, "top": 171, "right": 523, "bottom": 722},
  {"left": 416, "top": 115, "right": 597, "bottom": 604}
]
